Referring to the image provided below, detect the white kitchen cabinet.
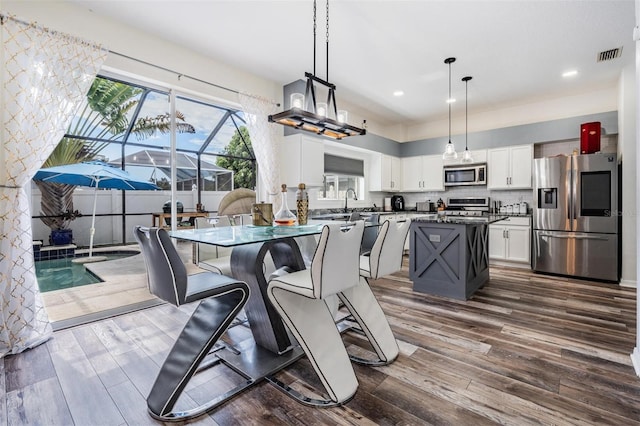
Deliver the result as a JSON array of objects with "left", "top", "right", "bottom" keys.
[
  {"left": 489, "top": 216, "right": 531, "bottom": 266},
  {"left": 487, "top": 144, "right": 532, "bottom": 189},
  {"left": 279, "top": 134, "right": 324, "bottom": 188},
  {"left": 370, "top": 153, "right": 401, "bottom": 192},
  {"left": 401, "top": 155, "right": 444, "bottom": 192}
]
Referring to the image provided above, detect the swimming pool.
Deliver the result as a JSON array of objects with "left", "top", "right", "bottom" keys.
[{"left": 35, "top": 252, "right": 137, "bottom": 293}]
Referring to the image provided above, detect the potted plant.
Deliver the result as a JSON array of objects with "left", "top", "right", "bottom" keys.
[{"left": 48, "top": 209, "right": 82, "bottom": 246}]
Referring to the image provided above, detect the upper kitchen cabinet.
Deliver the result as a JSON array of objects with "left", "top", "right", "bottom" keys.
[
  {"left": 487, "top": 144, "right": 533, "bottom": 190},
  {"left": 370, "top": 153, "right": 401, "bottom": 192},
  {"left": 279, "top": 134, "right": 324, "bottom": 188},
  {"left": 402, "top": 155, "right": 444, "bottom": 192}
]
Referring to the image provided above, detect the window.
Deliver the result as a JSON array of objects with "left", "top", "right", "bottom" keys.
[
  {"left": 58, "top": 74, "right": 256, "bottom": 191},
  {"left": 319, "top": 154, "right": 364, "bottom": 200}
]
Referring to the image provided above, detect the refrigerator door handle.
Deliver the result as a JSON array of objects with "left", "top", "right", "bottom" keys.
[
  {"left": 571, "top": 160, "right": 577, "bottom": 222},
  {"left": 573, "top": 235, "right": 610, "bottom": 241},
  {"left": 538, "top": 232, "right": 609, "bottom": 241},
  {"left": 539, "top": 233, "right": 570, "bottom": 239}
]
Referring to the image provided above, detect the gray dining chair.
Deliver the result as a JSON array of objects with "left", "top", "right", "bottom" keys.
[{"left": 133, "top": 226, "right": 251, "bottom": 421}]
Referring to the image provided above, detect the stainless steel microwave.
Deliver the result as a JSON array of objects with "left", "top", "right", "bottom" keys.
[{"left": 443, "top": 163, "right": 487, "bottom": 186}]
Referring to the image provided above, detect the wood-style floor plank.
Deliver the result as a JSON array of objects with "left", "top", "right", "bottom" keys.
[
  {"left": 5, "top": 377, "right": 74, "bottom": 426},
  {"left": 47, "top": 329, "right": 126, "bottom": 425},
  {"left": 4, "top": 263, "right": 640, "bottom": 425}
]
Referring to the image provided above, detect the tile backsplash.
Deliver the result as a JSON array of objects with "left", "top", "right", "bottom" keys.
[{"left": 401, "top": 186, "right": 533, "bottom": 210}]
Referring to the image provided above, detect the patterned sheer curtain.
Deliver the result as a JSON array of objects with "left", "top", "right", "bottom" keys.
[
  {"left": 238, "top": 93, "right": 282, "bottom": 211},
  {"left": 0, "top": 14, "right": 107, "bottom": 356}
]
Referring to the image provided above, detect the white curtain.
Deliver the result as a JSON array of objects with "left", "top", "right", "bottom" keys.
[
  {"left": 0, "top": 14, "right": 107, "bottom": 357},
  {"left": 238, "top": 93, "right": 282, "bottom": 211}
]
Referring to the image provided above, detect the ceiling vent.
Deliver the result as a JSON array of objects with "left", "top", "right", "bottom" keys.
[{"left": 597, "top": 47, "right": 623, "bottom": 62}]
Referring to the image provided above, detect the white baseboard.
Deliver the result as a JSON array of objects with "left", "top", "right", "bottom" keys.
[
  {"left": 619, "top": 279, "right": 637, "bottom": 288},
  {"left": 631, "top": 348, "right": 640, "bottom": 377}
]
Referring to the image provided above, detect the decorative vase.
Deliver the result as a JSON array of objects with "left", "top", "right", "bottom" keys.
[
  {"left": 296, "top": 183, "right": 309, "bottom": 225},
  {"left": 274, "top": 184, "right": 296, "bottom": 226}
]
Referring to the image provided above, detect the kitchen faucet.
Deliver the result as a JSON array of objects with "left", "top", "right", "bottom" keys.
[{"left": 344, "top": 188, "right": 357, "bottom": 213}]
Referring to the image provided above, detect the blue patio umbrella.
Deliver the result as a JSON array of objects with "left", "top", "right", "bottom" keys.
[{"left": 33, "top": 161, "right": 159, "bottom": 261}]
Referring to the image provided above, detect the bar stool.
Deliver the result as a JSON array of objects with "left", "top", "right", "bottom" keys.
[
  {"left": 133, "top": 226, "right": 251, "bottom": 421},
  {"left": 266, "top": 222, "right": 364, "bottom": 406}
]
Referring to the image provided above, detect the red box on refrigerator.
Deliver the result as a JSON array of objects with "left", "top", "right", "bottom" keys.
[{"left": 580, "top": 122, "right": 601, "bottom": 154}]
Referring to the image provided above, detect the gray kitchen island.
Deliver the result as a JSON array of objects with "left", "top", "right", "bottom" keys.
[{"left": 409, "top": 215, "right": 506, "bottom": 300}]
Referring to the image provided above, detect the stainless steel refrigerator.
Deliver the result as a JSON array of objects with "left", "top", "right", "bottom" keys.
[{"left": 533, "top": 153, "right": 619, "bottom": 282}]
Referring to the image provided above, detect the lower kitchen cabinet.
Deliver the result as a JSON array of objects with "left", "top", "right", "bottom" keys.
[{"left": 489, "top": 216, "right": 531, "bottom": 266}]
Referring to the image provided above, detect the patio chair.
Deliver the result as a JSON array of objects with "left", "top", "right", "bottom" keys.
[
  {"left": 217, "top": 188, "right": 256, "bottom": 217},
  {"left": 133, "top": 226, "right": 251, "bottom": 421}
]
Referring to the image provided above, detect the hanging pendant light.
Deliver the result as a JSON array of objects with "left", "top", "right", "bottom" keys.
[
  {"left": 442, "top": 57, "right": 458, "bottom": 160},
  {"left": 268, "top": 0, "right": 366, "bottom": 140},
  {"left": 461, "top": 76, "right": 474, "bottom": 164}
]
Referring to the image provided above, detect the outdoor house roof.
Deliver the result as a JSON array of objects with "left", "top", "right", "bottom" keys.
[{"left": 109, "top": 150, "right": 233, "bottom": 184}]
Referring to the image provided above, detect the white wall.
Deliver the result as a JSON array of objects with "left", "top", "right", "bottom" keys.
[
  {"left": 4, "top": 1, "right": 280, "bottom": 108},
  {"left": 30, "top": 185, "right": 230, "bottom": 247},
  {"left": 619, "top": 64, "right": 637, "bottom": 287},
  {"left": 406, "top": 86, "right": 619, "bottom": 142}
]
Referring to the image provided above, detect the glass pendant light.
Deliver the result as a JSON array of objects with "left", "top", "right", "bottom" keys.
[
  {"left": 461, "top": 76, "right": 474, "bottom": 163},
  {"left": 442, "top": 57, "right": 458, "bottom": 160}
]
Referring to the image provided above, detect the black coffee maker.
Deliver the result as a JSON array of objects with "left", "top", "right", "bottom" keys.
[{"left": 391, "top": 195, "right": 405, "bottom": 211}]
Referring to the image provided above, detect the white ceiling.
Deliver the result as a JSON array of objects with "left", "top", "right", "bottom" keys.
[{"left": 72, "top": 0, "right": 635, "bottom": 127}]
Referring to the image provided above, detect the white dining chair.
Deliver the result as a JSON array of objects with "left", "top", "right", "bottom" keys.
[
  {"left": 340, "top": 218, "right": 411, "bottom": 366},
  {"left": 194, "top": 216, "right": 233, "bottom": 276},
  {"left": 266, "top": 222, "right": 364, "bottom": 406}
]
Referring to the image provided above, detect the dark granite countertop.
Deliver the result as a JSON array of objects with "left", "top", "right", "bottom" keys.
[{"left": 412, "top": 215, "right": 509, "bottom": 225}]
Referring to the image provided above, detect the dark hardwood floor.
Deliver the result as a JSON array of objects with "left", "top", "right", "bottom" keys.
[{"left": 2, "top": 263, "right": 639, "bottom": 425}]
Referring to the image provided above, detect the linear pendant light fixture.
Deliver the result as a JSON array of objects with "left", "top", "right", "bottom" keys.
[
  {"left": 461, "top": 76, "right": 473, "bottom": 163},
  {"left": 442, "top": 57, "right": 458, "bottom": 160},
  {"left": 268, "top": 0, "right": 366, "bottom": 140}
]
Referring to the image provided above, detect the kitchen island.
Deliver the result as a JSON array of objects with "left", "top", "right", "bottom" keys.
[{"left": 409, "top": 215, "right": 506, "bottom": 300}]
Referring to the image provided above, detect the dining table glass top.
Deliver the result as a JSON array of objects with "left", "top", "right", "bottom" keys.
[{"left": 169, "top": 220, "right": 346, "bottom": 247}]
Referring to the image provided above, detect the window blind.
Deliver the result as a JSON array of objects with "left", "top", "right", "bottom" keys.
[{"left": 324, "top": 154, "right": 364, "bottom": 177}]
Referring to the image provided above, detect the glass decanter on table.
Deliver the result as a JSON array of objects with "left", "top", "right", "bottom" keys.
[{"left": 274, "top": 184, "right": 296, "bottom": 226}]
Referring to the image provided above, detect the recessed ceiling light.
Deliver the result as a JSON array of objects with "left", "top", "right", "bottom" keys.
[
  {"left": 446, "top": 98, "right": 456, "bottom": 104},
  {"left": 562, "top": 70, "right": 578, "bottom": 78},
  {"left": 393, "top": 90, "right": 404, "bottom": 97}
]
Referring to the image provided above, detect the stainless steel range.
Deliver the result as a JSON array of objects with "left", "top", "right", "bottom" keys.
[{"left": 442, "top": 197, "right": 490, "bottom": 216}]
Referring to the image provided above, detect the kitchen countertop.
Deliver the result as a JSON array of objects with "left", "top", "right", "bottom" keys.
[{"left": 413, "top": 215, "right": 509, "bottom": 225}]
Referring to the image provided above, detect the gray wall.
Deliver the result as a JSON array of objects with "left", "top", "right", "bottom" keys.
[
  {"left": 401, "top": 111, "right": 618, "bottom": 157},
  {"left": 282, "top": 79, "right": 617, "bottom": 158}
]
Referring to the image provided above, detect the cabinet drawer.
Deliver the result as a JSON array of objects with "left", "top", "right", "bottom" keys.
[{"left": 499, "top": 216, "right": 530, "bottom": 227}]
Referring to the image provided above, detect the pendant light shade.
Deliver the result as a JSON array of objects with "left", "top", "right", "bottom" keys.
[
  {"left": 442, "top": 57, "right": 458, "bottom": 160},
  {"left": 461, "top": 76, "right": 474, "bottom": 164}
]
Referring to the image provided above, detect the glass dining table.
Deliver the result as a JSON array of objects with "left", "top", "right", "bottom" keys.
[
  {"left": 169, "top": 220, "right": 351, "bottom": 383},
  {"left": 171, "top": 222, "right": 335, "bottom": 350}
]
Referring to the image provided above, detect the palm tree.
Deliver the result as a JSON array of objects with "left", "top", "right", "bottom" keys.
[{"left": 36, "top": 77, "right": 194, "bottom": 231}]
